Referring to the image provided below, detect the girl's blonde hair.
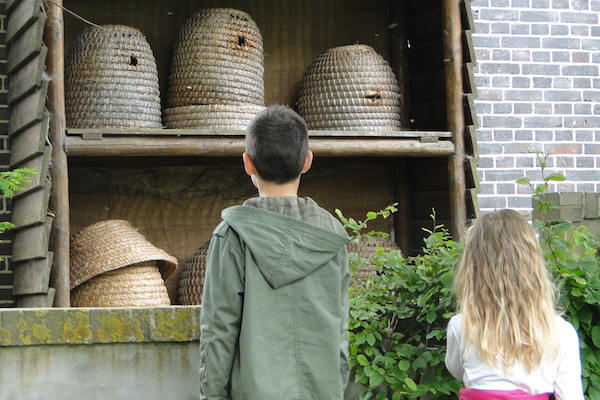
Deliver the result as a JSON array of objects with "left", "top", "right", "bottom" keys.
[{"left": 454, "top": 209, "right": 558, "bottom": 372}]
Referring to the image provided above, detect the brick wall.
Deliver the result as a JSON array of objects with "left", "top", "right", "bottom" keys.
[
  {"left": 0, "top": 0, "right": 13, "bottom": 305},
  {"left": 471, "top": 0, "right": 600, "bottom": 213}
]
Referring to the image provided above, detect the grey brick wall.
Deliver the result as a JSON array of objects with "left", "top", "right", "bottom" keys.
[{"left": 472, "top": 0, "right": 600, "bottom": 213}]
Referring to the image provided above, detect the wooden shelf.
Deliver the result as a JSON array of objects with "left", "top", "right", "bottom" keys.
[{"left": 64, "top": 129, "right": 454, "bottom": 158}]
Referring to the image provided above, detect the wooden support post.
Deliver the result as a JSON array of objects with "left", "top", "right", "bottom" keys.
[
  {"left": 44, "top": 0, "right": 70, "bottom": 307},
  {"left": 393, "top": 159, "right": 412, "bottom": 256},
  {"left": 443, "top": 0, "right": 467, "bottom": 240}
]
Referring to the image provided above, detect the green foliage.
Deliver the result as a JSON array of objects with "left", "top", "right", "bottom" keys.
[
  {"left": 339, "top": 208, "right": 462, "bottom": 399},
  {"left": 522, "top": 155, "right": 600, "bottom": 400},
  {"left": 0, "top": 168, "right": 35, "bottom": 234}
]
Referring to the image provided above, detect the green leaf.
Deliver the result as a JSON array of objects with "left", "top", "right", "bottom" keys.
[
  {"left": 533, "top": 183, "right": 548, "bottom": 194},
  {"left": 404, "top": 377, "right": 417, "bottom": 391},
  {"left": 592, "top": 326, "right": 600, "bottom": 348},
  {"left": 366, "top": 333, "right": 376, "bottom": 346},
  {"left": 369, "top": 373, "right": 384, "bottom": 388},
  {"left": 425, "top": 312, "right": 436, "bottom": 323},
  {"left": 543, "top": 173, "right": 567, "bottom": 182},
  {"left": 515, "top": 177, "right": 530, "bottom": 185},
  {"left": 366, "top": 211, "right": 377, "bottom": 220},
  {"left": 398, "top": 360, "right": 410, "bottom": 371},
  {"left": 357, "top": 354, "right": 369, "bottom": 366}
]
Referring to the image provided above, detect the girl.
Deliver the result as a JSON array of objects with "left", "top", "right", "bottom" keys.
[{"left": 445, "top": 209, "right": 584, "bottom": 400}]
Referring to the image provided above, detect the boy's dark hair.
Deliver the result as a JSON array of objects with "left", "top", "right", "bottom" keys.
[{"left": 245, "top": 105, "right": 309, "bottom": 184}]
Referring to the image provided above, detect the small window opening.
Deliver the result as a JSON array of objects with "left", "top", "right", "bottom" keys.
[
  {"left": 237, "top": 35, "right": 246, "bottom": 47},
  {"left": 130, "top": 56, "right": 138, "bottom": 66}
]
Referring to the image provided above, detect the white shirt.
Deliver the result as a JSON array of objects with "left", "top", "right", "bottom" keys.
[{"left": 445, "top": 314, "right": 584, "bottom": 400}]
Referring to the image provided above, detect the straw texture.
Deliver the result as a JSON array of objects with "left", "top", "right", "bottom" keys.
[
  {"left": 167, "top": 8, "right": 264, "bottom": 111},
  {"left": 178, "top": 241, "right": 210, "bottom": 305},
  {"left": 164, "top": 104, "right": 264, "bottom": 129},
  {"left": 71, "top": 262, "right": 171, "bottom": 307},
  {"left": 65, "top": 25, "right": 162, "bottom": 129},
  {"left": 70, "top": 219, "right": 177, "bottom": 290},
  {"left": 348, "top": 236, "right": 399, "bottom": 286},
  {"left": 297, "top": 45, "right": 402, "bottom": 131}
]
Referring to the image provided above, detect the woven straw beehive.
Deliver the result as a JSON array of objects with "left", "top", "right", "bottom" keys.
[
  {"left": 70, "top": 220, "right": 177, "bottom": 307},
  {"left": 165, "top": 8, "right": 265, "bottom": 129},
  {"left": 71, "top": 262, "right": 171, "bottom": 307},
  {"left": 177, "top": 241, "right": 210, "bottom": 305},
  {"left": 65, "top": 25, "right": 162, "bottom": 129},
  {"left": 297, "top": 45, "right": 402, "bottom": 131},
  {"left": 348, "top": 236, "right": 399, "bottom": 286}
]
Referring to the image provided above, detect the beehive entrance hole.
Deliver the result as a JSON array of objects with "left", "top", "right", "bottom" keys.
[
  {"left": 130, "top": 56, "right": 138, "bottom": 66},
  {"left": 237, "top": 35, "right": 246, "bottom": 47}
]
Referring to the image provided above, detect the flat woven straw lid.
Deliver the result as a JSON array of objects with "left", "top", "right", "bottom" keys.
[
  {"left": 70, "top": 219, "right": 177, "bottom": 290},
  {"left": 71, "top": 262, "right": 171, "bottom": 307},
  {"left": 167, "top": 8, "right": 264, "bottom": 107},
  {"left": 297, "top": 45, "right": 402, "bottom": 130},
  {"left": 178, "top": 241, "right": 210, "bottom": 305},
  {"left": 65, "top": 25, "right": 162, "bottom": 129}
]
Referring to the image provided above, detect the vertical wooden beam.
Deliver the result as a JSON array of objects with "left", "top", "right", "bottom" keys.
[
  {"left": 393, "top": 159, "right": 412, "bottom": 256},
  {"left": 44, "top": 0, "right": 70, "bottom": 306},
  {"left": 443, "top": 0, "right": 467, "bottom": 239}
]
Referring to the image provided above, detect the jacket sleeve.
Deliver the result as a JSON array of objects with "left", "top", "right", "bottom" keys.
[
  {"left": 199, "top": 224, "right": 245, "bottom": 400},
  {"left": 340, "top": 248, "right": 350, "bottom": 390}
]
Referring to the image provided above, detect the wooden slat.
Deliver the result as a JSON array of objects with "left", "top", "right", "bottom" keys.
[
  {"left": 465, "top": 125, "right": 478, "bottom": 158},
  {"left": 6, "top": 0, "right": 42, "bottom": 44},
  {"left": 8, "top": 47, "right": 47, "bottom": 105},
  {"left": 8, "top": 80, "right": 48, "bottom": 136},
  {"left": 463, "top": 62, "right": 478, "bottom": 97},
  {"left": 462, "top": 30, "right": 475, "bottom": 65},
  {"left": 0, "top": 271, "right": 13, "bottom": 286},
  {"left": 11, "top": 183, "right": 51, "bottom": 231},
  {"left": 66, "top": 128, "right": 453, "bottom": 139},
  {"left": 6, "top": 0, "right": 23, "bottom": 15},
  {"left": 467, "top": 188, "right": 480, "bottom": 219},
  {"left": 13, "top": 253, "right": 53, "bottom": 295},
  {"left": 16, "top": 288, "right": 55, "bottom": 307},
  {"left": 9, "top": 114, "right": 49, "bottom": 167},
  {"left": 12, "top": 146, "right": 51, "bottom": 199},
  {"left": 461, "top": 0, "right": 475, "bottom": 31},
  {"left": 465, "top": 156, "right": 480, "bottom": 190},
  {"left": 65, "top": 136, "right": 455, "bottom": 158},
  {"left": 12, "top": 219, "right": 50, "bottom": 263},
  {"left": 464, "top": 93, "right": 478, "bottom": 128},
  {"left": 7, "top": 16, "right": 45, "bottom": 74}
]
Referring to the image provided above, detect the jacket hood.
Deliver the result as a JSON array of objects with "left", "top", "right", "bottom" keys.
[{"left": 222, "top": 205, "right": 349, "bottom": 289}]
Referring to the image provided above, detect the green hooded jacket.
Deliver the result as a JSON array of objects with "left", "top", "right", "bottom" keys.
[{"left": 199, "top": 197, "right": 350, "bottom": 400}]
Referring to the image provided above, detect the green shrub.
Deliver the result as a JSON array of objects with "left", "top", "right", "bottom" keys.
[
  {"left": 341, "top": 155, "right": 600, "bottom": 399},
  {"left": 338, "top": 209, "right": 462, "bottom": 400}
]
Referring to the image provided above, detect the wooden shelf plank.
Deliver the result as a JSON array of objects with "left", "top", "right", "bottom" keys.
[
  {"left": 65, "top": 136, "right": 454, "bottom": 158},
  {"left": 66, "top": 128, "right": 452, "bottom": 139}
]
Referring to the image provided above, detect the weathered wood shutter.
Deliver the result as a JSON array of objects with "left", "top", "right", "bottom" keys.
[
  {"left": 7, "top": 0, "right": 54, "bottom": 307},
  {"left": 462, "top": 0, "right": 480, "bottom": 220}
]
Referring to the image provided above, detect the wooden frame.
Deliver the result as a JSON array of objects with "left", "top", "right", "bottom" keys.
[{"left": 4, "top": 0, "right": 479, "bottom": 306}]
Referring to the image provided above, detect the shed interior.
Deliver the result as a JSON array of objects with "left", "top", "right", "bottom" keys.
[{"left": 52, "top": 0, "right": 473, "bottom": 303}]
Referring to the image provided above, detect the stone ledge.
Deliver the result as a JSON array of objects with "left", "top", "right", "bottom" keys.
[{"left": 0, "top": 306, "right": 201, "bottom": 347}]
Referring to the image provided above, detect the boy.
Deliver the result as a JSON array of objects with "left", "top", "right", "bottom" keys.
[{"left": 199, "top": 105, "right": 350, "bottom": 400}]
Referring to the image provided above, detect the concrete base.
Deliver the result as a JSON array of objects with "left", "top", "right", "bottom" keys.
[{"left": 0, "top": 342, "right": 200, "bottom": 400}]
